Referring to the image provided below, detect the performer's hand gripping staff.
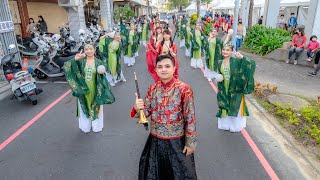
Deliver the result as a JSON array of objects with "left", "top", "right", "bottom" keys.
[{"left": 134, "top": 72, "right": 149, "bottom": 130}]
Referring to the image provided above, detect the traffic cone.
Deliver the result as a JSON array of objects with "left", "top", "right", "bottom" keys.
[{"left": 22, "top": 58, "right": 28, "bottom": 71}]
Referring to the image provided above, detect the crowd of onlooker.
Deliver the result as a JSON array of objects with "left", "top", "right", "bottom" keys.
[
  {"left": 257, "top": 12, "right": 319, "bottom": 77},
  {"left": 26, "top": 15, "right": 48, "bottom": 35},
  {"left": 281, "top": 17, "right": 319, "bottom": 77}
]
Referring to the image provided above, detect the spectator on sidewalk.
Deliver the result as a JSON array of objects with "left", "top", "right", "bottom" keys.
[
  {"left": 277, "top": 14, "right": 286, "bottom": 29},
  {"left": 235, "top": 19, "right": 246, "bottom": 52},
  {"left": 37, "top": 15, "right": 48, "bottom": 33},
  {"left": 258, "top": 16, "right": 263, "bottom": 25},
  {"left": 288, "top": 13, "right": 298, "bottom": 33},
  {"left": 287, "top": 27, "right": 307, "bottom": 65},
  {"left": 308, "top": 50, "right": 320, "bottom": 77},
  {"left": 26, "top": 18, "right": 37, "bottom": 34},
  {"left": 306, "top": 35, "right": 319, "bottom": 62}
]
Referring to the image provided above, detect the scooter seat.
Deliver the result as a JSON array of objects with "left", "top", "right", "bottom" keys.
[
  {"left": 17, "top": 37, "right": 33, "bottom": 46},
  {"left": 20, "top": 46, "right": 38, "bottom": 54},
  {"left": 62, "top": 51, "right": 78, "bottom": 56},
  {"left": 24, "top": 49, "right": 37, "bottom": 53},
  {"left": 42, "top": 63, "right": 63, "bottom": 74},
  {"left": 54, "top": 55, "right": 75, "bottom": 67}
]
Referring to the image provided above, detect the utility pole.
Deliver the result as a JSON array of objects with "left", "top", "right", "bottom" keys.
[
  {"left": 239, "top": 0, "right": 248, "bottom": 26},
  {"left": 100, "top": 0, "right": 113, "bottom": 30},
  {"left": 197, "top": 0, "right": 200, "bottom": 20},
  {"left": 67, "top": 0, "right": 86, "bottom": 42},
  {"left": 248, "top": 0, "right": 254, "bottom": 29},
  {"left": 232, "top": 0, "right": 240, "bottom": 48},
  {"left": 147, "top": 0, "right": 151, "bottom": 16}
]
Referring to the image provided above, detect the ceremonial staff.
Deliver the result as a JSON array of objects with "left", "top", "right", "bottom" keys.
[{"left": 134, "top": 72, "right": 149, "bottom": 130}]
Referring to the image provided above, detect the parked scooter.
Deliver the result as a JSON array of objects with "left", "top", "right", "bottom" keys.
[
  {"left": 0, "top": 44, "right": 42, "bottom": 105},
  {"left": 33, "top": 50, "right": 74, "bottom": 79},
  {"left": 18, "top": 32, "right": 49, "bottom": 57},
  {"left": 58, "top": 26, "right": 81, "bottom": 53}
]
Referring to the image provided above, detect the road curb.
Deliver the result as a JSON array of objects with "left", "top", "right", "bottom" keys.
[{"left": 246, "top": 95, "right": 320, "bottom": 176}]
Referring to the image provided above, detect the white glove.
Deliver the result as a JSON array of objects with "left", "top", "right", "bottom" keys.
[
  {"left": 215, "top": 74, "right": 223, "bottom": 82},
  {"left": 97, "top": 65, "right": 106, "bottom": 74}
]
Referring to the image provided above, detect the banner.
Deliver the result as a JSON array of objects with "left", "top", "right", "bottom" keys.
[{"left": 0, "top": 21, "right": 14, "bottom": 33}]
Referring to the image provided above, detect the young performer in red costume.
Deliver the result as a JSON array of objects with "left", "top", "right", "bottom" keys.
[
  {"left": 132, "top": 54, "right": 197, "bottom": 179},
  {"left": 146, "top": 27, "right": 163, "bottom": 81},
  {"left": 156, "top": 29, "right": 179, "bottom": 79}
]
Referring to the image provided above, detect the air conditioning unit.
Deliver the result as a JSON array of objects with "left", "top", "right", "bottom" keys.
[{"left": 58, "top": 0, "right": 80, "bottom": 7}]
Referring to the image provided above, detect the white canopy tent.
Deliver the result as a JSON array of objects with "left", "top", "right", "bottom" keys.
[
  {"left": 185, "top": 2, "right": 207, "bottom": 16},
  {"left": 209, "top": 0, "right": 320, "bottom": 40},
  {"left": 211, "top": 0, "right": 234, "bottom": 10},
  {"left": 210, "top": 0, "right": 310, "bottom": 8},
  {"left": 210, "top": 0, "right": 310, "bottom": 27},
  {"left": 280, "top": 0, "right": 310, "bottom": 7}
]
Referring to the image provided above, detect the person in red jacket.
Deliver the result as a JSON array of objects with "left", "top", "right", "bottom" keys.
[
  {"left": 146, "top": 27, "right": 163, "bottom": 81},
  {"left": 306, "top": 35, "right": 319, "bottom": 61},
  {"left": 287, "top": 27, "right": 307, "bottom": 65}
]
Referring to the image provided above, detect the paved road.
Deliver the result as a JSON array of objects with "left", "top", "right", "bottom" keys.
[{"left": 0, "top": 42, "right": 274, "bottom": 180}]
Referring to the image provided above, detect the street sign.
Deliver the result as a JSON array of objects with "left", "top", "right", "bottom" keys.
[{"left": 0, "top": 21, "right": 14, "bottom": 33}]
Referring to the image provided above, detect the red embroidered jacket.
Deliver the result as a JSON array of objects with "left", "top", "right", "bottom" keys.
[{"left": 130, "top": 78, "right": 197, "bottom": 149}]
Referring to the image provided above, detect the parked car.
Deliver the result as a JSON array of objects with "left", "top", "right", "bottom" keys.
[{"left": 159, "top": 12, "right": 168, "bottom": 23}]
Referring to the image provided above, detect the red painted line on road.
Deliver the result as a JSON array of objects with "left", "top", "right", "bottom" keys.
[
  {"left": 241, "top": 129, "right": 279, "bottom": 180},
  {"left": 199, "top": 67, "right": 279, "bottom": 180},
  {"left": 0, "top": 90, "right": 71, "bottom": 151}
]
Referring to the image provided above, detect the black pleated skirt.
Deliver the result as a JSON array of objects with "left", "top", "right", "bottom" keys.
[{"left": 139, "top": 134, "right": 197, "bottom": 180}]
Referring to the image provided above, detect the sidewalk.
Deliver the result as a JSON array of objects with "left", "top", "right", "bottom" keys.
[{"left": 240, "top": 50, "right": 320, "bottom": 99}]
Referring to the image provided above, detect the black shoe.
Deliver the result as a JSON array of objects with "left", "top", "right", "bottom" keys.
[{"left": 307, "top": 72, "right": 316, "bottom": 77}]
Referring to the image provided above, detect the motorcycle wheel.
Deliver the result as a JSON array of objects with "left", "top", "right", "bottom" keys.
[{"left": 32, "top": 100, "right": 38, "bottom": 105}]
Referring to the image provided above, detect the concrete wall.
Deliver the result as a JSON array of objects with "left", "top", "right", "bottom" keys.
[
  {"left": 306, "top": 0, "right": 320, "bottom": 39},
  {"left": 26, "top": 2, "right": 68, "bottom": 33}
]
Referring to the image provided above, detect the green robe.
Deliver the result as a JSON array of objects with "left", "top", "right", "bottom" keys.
[
  {"left": 191, "top": 29, "right": 205, "bottom": 58},
  {"left": 203, "top": 37, "right": 223, "bottom": 71},
  {"left": 98, "top": 37, "right": 112, "bottom": 72},
  {"left": 182, "top": 17, "right": 188, "bottom": 26},
  {"left": 84, "top": 62, "right": 97, "bottom": 118},
  {"left": 108, "top": 41, "right": 120, "bottom": 77},
  {"left": 141, "top": 23, "right": 150, "bottom": 41},
  {"left": 120, "top": 24, "right": 126, "bottom": 32},
  {"left": 175, "top": 21, "right": 180, "bottom": 32},
  {"left": 184, "top": 26, "right": 192, "bottom": 49},
  {"left": 191, "top": 30, "right": 204, "bottom": 59},
  {"left": 179, "top": 22, "right": 185, "bottom": 40},
  {"left": 123, "top": 29, "right": 139, "bottom": 57},
  {"left": 99, "top": 37, "right": 122, "bottom": 77},
  {"left": 216, "top": 57, "right": 256, "bottom": 118},
  {"left": 64, "top": 58, "right": 115, "bottom": 120}
]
